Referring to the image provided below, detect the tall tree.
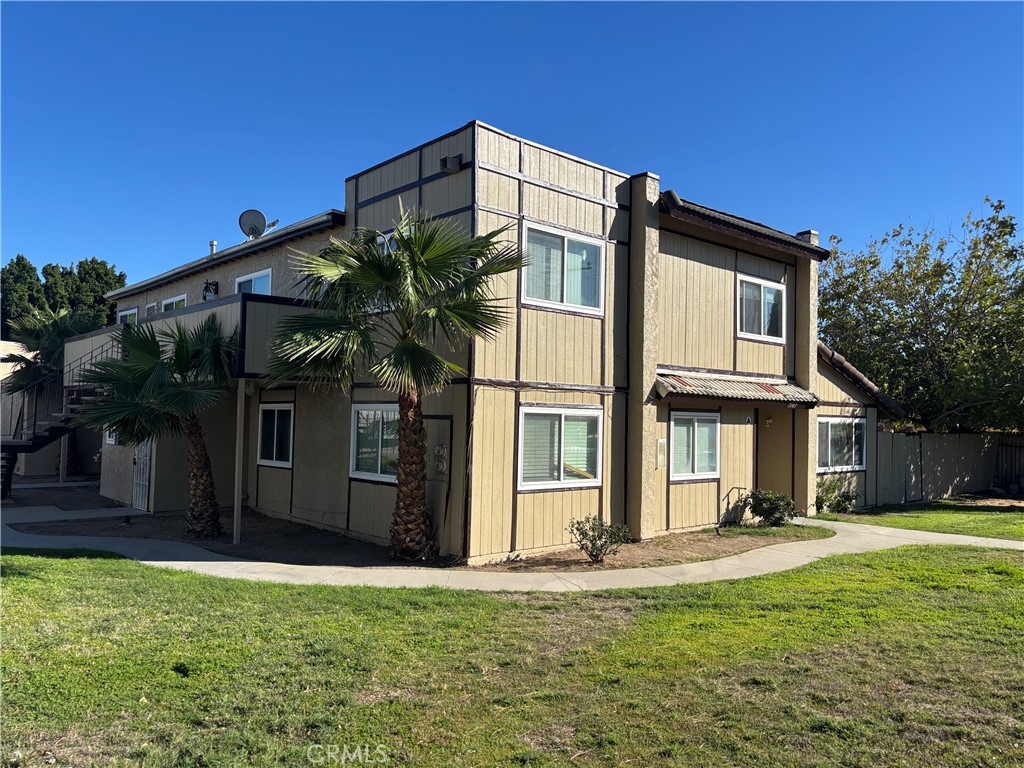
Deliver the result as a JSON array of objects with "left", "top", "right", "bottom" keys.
[
  {"left": 72, "top": 257, "right": 127, "bottom": 327},
  {"left": 268, "top": 210, "right": 524, "bottom": 559},
  {"left": 1, "top": 255, "right": 46, "bottom": 340},
  {"left": 819, "top": 198, "right": 1023, "bottom": 432},
  {"left": 75, "top": 316, "right": 238, "bottom": 538}
]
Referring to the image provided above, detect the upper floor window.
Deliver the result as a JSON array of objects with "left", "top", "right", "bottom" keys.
[
  {"left": 236, "top": 268, "right": 271, "bottom": 295},
  {"left": 117, "top": 308, "right": 138, "bottom": 326},
  {"left": 737, "top": 276, "right": 785, "bottom": 343},
  {"left": 523, "top": 226, "right": 603, "bottom": 314},
  {"left": 145, "top": 303, "right": 158, "bottom": 318},
  {"left": 671, "top": 412, "right": 720, "bottom": 480},
  {"left": 518, "top": 406, "right": 602, "bottom": 490},
  {"left": 162, "top": 294, "right": 187, "bottom": 312},
  {"left": 817, "top": 417, "right": 866, "bottom": 472},
  {"left": 258, "top": 403, "right": 294, "bottom": 468},
  {"left": 351, "top": 404, "right": 398, "bottom": 482}
]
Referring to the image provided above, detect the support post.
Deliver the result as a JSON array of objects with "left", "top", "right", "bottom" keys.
[
  {"left": 233, "top": 378, "right": 246, "bottom": 545},
  {"left": 58, "top": 434, "right": 69, "bottom": 483}
]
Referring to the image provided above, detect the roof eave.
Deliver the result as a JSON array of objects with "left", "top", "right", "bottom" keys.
[
  {"left": 817, "top": 340, "right": 907, "bottom": 419},
  {"left": 105, "top": 210, "right": 346, "bottom": 301},
  {"left": 659, "top": 191, "right": 830, "bottom": 261}
]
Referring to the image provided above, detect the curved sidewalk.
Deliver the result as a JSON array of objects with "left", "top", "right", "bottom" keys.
[{"left": 2, "top": 506, "right": 1020, "bottom": 592}]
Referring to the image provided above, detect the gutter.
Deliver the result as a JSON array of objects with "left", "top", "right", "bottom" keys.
[{"left": 105, "top": 210, "right": 345, "bottom": 301}]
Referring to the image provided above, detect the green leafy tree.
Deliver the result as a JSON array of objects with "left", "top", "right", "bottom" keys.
[
  {"left": 41, "top": 258, "right": 126, "bottom": 328},
  {"left": 268, "top": 210, "right": 524, "bottom": 559},
  {"left": 1, "top": 255, "right": 46, "bottom": 340},
  {"left": 819, "top": 198, "right": 1023, "bottom": 431},
  {"left": 75, "top": 315, "right": 239, "bottom": 538}
]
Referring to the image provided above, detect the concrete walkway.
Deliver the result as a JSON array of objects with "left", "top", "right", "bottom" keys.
[{"left": 2, "top": 506, "right": 1021, "bottom": 592}]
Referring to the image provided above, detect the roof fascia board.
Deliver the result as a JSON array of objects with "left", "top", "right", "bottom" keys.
[{"left": 106, "top": 210, "right": 344, "bottom": 301}]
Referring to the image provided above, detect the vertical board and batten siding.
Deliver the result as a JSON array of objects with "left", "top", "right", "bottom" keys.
[
  {"left": 816, "top": 361, "right": 877, "bottom": 506},
  {"left": 469, "top": 387, "right": 624, "bottom": 560},
  {"left": 655, "top": 402, "right": 755, "bottom": 533},
  {"left": 467, "top": 124, "right": 632, "bottom": 559},
  {"left": 658, "top": 231, "right": 797, "bottom": 378},
  {"left": 345, "top": 385, "right": 467, "bottom": 552}
]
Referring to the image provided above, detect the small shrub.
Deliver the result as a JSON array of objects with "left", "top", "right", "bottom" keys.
[
  {"left": 816, "top": 476, "right": 858, "bottom": 515},
  {"left": 735, "top": 489, "right": 796, "bottom": 527},
  {"left": 567, "top": 515, "right": 633, "bottom": 563}
]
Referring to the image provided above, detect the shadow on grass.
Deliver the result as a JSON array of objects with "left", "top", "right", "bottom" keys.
[
  {"left": 2, "top": 547, "right": 127, "bottom": 561},
  {"left": 866, "top": 503, "right": 1021, "bottom": 515}
]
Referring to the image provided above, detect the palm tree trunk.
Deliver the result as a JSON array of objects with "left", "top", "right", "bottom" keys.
[
  {"left": 184, "top": 414, "right": 222, "bottom": 539},
  {"left": 391, "top": 389, "right": 432, "bottom": 558}
]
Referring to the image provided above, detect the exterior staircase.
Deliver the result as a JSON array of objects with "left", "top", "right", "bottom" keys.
[{"left": 1, "top": 337, "right": 119, "bottom": 499}]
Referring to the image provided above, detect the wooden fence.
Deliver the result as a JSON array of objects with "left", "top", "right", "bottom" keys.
[{"left": 874, "top": 432, "right": 1013, "bottom": 506}]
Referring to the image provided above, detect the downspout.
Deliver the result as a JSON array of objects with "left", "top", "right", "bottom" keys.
[{"left": 233, "top": 378, "right": 246, "bottom": 545}]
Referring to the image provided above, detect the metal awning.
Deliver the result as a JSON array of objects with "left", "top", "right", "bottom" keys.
[{"left": 654, "top": 373, "right": 817, "bottom": 407}]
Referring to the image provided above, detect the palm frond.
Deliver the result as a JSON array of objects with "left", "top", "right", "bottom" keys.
[
  {"left": 266, "top": 312, "right": 376, "bottom": 389},
  {"left": 369, "top": 339, "right": 463, "bottom": 395}
]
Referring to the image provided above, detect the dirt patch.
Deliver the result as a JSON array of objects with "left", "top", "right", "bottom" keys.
[
  {"left": 476, "top": 526, "right": 831, "bottom": 572},
  {"left": 9, "top": 510, "right": 828, "bottom": 572}
]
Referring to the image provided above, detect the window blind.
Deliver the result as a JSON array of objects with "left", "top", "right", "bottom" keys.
[{"left": 522, "top": 413, "right": 560, "bottom": 483}]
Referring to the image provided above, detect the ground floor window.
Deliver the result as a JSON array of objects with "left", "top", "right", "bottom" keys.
[
  {"left": 351, "top": 404, "right": 399, "bottom": 482},
  {"left": 518, "top": 406, "right": 602, "bottom": 490},
  {"left": 671, "top": 412, "right": 720, "bottom": 480},
  {"left": 817, "top": 417, "right": 866, "bottom": 472},
  {"left": 258, "top": 403, "right": 294, "bottom": 468}
]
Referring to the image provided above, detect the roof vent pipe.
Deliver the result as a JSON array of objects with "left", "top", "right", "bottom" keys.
[{"left": 209, "top": 240, "right": 217, "bottom": 255}]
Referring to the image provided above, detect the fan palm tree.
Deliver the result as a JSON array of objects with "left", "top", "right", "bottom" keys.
[
  {"left": 5, "top": 307, "right": 98, "bottom": 393},
  {"left": 268, "top": 209, "right": 524, "bottom": 559},
  {"left": 75, "top": 315, "right": 238, "bottom": 538}
]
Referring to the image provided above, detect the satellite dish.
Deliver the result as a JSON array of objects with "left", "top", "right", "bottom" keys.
[{"left": 239, "top": 209, "right": 267, "bottom": 240}]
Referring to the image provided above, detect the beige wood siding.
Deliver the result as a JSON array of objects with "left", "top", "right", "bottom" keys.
[
  {"left": 468, "top": 386, "right": 516, "bottom": 558},
  {"left": 347, "top": 482, "right": 395, "bottom": 543},
  {"left": 757, "top": 406, "right": 794, "bottom": 499},
  {"left": 520, "top": 310, "right": 603, "bottom": 386},
  {"left": 655, "top": 401, "right": 754, "bottom": 533},
  {"left": 658, "top": 230, "right": 799, "bottom": 377},
  {"left": 817, "top": 360, "right": 874, "bottom": 404},
  {"left": 522, "top": 144, "right": 605, "bottom": 199},
  {"left": 114, "top": 228, "right": 346, "bottom": 314},
  {"left": 523, "top": 183, "right": 604, "bottom": 236},
  {"left": 468, "top": 388, "right": 621, "bottom": 559},
  {"left": 420, "top": 127, "right": 474, "bottom": 179},
  {"left": 658, "top": 232, "right": 734, "bottom": 370},
  {"left": 477, "top": 127, "right": 520, "bottom": 171}
]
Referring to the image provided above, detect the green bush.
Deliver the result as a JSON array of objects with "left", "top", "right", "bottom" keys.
[
  {"left": 567, "top": 515, "right": 633, "bottom": 563},
  {"left": 735, "top": 489, "right": 796, "bottom": 527},
  {"left": 816, "top": 476, "right": 858, "bottom": 515}
]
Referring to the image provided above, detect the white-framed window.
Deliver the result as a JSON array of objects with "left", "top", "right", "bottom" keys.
[
  {"left": 817, "top": 417, "right": 866, "bottom": 472},
  {"left": 518, "top": 406, "right": 603, "bottom": 490},
  {"left": 737, "top": 275, "right": 785, "bottom": 343},
  {"left": 236, "top": 268, "right": 272, "bottom": 295},
  {"left": 670, "top": 412, "right": 720, "bottom": 480},
  {"left": 105, "top": 429, "right": 116, "bottom": 445},
  {"left": 117, "top": 308, "right": 138, "bottom": 326},
  {"left": 161, "top": 294, "right": 187, "bottom": 312},
  {"left": 145, "top": 303, "right": 158, "bottom": 317},
  {"left": 258, "top": 403, "right": 294, "bottom": 468},
  {"left": 522, "top": 224, "right": 604, "bottom": 314},
  {"left": 350, "top": 404, "right": 399, "bottom": 482}
]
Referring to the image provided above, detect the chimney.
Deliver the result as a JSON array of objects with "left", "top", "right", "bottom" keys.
[
  {"left": 795, "top": 229, "right": 819, "bottom": 247},
  {"left": 209, "top": 240, "right": 217, "bottom": 255}
]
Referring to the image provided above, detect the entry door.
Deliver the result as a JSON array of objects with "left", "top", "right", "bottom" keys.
[{"left": 132, "top": 439, "right": 152, "bottom": 511}]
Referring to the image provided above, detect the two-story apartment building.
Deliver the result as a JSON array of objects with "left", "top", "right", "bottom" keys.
[{"left": 65, "top": 121, "right": 844, "bottom": 563}]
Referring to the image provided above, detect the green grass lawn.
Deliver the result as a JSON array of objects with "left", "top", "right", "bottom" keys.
[
  {"left": 818, "top": 500, "right": 1024, "bottom": 540},
  {"left": 3, "top": 546, "right": 1023, "bottom": 767}
]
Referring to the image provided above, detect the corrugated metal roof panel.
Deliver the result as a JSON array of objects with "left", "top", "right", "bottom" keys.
[{"left": 654, "top": 374, "right": 817, "bottom": 406}]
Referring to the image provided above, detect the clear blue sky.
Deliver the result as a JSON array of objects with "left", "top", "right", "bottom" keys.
[{"left": 3, "top": 2, "right": 1022, "bottom": 285}]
